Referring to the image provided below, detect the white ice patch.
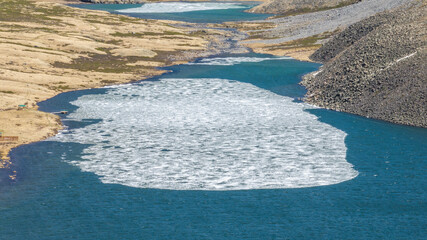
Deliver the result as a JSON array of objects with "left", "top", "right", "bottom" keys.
[
  {"left": 53, "top": 78, "right": 358, "bottom": 190},
  {"left": 187, "top": 56, "right": 293, "bottom": 66},
  {"left": 117, "top": 2, "right": 246, "bottom": 13}
]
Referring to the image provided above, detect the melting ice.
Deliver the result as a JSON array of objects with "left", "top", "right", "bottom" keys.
[
  {"left": 117, "top": 2, "right": 247, "bottom": 13},
  {"left": 187, "top": 56, "right": 294, "bottom": 66},
  {"left": 52, "top": 78, "right": 358, "bottom": 190}
]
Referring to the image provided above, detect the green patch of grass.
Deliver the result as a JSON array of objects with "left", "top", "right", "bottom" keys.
[
  {"left": 118, "top": 16, "right": 141, "bottom": 24},
  {"left": 33, "top": 27, "right": 60, "bottom": 34},
  {"left": 0, "top": 41, "right": 57, "bottom": 52},
  {"left": 111, "top": 31, "right": 185, "bottom": 38},
  {"left": 105, "top": 39, "right": 123, "bottom": 45},
  {"left": 0, "top": 24, "right": 27, "bottom": 32},
  {"left": 0, "top": 0, "right": 70, "bottom": 24},
  {"left": 266, "top": 31, "right": 339, "bottom": 51},
  {"left": 95, "top": 47, "right": 110, "bottom": 53},
  {"left": 161, "top": 36, "right": 192, "bottom": 40},
  {"left": 111, "top": 32, "right": 156, "bottom": 38},
  {"left": 177, "top": 44, "right": 198, "bottom": 47},
  {"left": 82, "top": 14, "right": 115, "bottom": 24},
  {"left": 164, "top": 31, "right": 184, "bottom": 36},
  {"left": 22, "top": 49, "right": 63, "bottom": 56},
  {"left": 0, "top": 90, "right": 15, "bottom": 94},
  {"left": 34, "top": 5, "right": 70, "bottom": 17},
  {"left": 50, "top": 85, "right": 71, "bottom": 91},
  {"left": 245, "top": 33, "right": 279, "bottom": 40},
  {"left": 220, "top": 22, "right": 276, "bottom": 32},
  {"left": 84, "top": 16, "right": 128, "bottom": 26},
  {"left": 100, "top": 80, "right": 118, "bottom": 84},
  {"left": 0, "top": 0, "right": 33, "bottom": 22},
  {"left": 291, "top": 35, "right": 323, "bottom": 46},
  {"left": 85, "top": 18, "right": 105, "bottom": 24},
  {"left": 269, "top": 0, "right": 361, "bottom": 19},
  {"left": 53, "top": 49, "right": 176, "bottom": 74},
  {"left": 0, "top": 24, "right": 59, "bottom": 34},
  {"left": 53, "top": 53, "right": 151, "bottom": 74}
]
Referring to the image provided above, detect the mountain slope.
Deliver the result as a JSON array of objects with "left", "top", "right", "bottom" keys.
[
  {"left": 303, "top": 1, "right": 426, "bottom": 127},
  {"left": 249, "top": 0, "right": 360, "bottom": 14}
]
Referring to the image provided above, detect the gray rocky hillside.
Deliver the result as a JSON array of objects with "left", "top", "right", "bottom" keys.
[
  {"left": 247, "top": 0, "right": 408, "bottom": 45},
  {"left": 303, "top": 1, "right": 426, "bottom": 127},
  {"left": 249, "top": 0, "right": 361, "bottom": 14}
]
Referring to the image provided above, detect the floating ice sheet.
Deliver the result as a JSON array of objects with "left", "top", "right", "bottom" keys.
[
  {"left": 53, "top": 78, "right": 358, "bottom": 190},
  {"left": 187, "top": 56, "right": 293, "bottom": 66},
  {"left": 117, "top": 2, "right": 247, "bottom": 13}
]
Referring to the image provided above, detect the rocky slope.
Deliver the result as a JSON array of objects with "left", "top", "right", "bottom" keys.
[
  {"left": 249, "top": 0, "right": 360, "bottom": 14},
  {"left": 241, "top": 0, "right": 408, "bottom": 60},
  {"left": 303, "top": 0, "right": 426, "bottom": 127}
]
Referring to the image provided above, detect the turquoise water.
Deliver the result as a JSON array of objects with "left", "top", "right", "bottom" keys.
[
  {"left": 1, "top": 4, "right": 426, "bottom": 239},
  {"left": 68, "top": 2, "right": 271, "bottom": 23},
  {"left": 0, "top": 54, "right": 426, "bottom": 239}
]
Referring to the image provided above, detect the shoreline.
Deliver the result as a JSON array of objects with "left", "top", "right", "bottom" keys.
[
  {"left": 1, "top": 0, "right": 319, "bottom": 169},
  {"left": 0, "top": 0, "right": 366, "bottom": 174},
  {"left": 0, "top": 0, "right": 245, "bottom": 169}
]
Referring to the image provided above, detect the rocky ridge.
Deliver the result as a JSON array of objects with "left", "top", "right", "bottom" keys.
[
  {"left": 303, "top": 1, "right": 426, "bottom": 127},
  {"left": 249, "top": 0, "right": 360, "bottom": 14}
]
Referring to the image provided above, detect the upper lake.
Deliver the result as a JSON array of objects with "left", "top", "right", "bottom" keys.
[{"left": 69, "top": 2, "right": 271, "bottom": 23}]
